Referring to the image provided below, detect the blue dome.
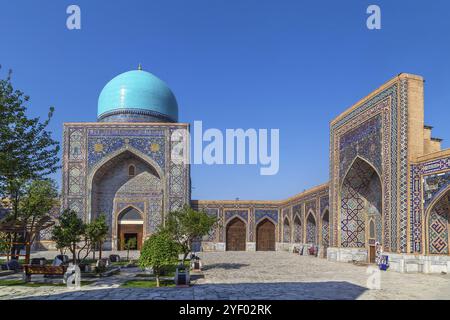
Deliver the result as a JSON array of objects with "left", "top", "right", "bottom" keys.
[{"left": 98, "top": 69, "right": 178, "bottom": 122}]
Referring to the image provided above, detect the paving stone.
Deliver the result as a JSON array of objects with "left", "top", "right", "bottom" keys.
[{"left": 1, "top": 251, "right": 450, "bottom": 299}]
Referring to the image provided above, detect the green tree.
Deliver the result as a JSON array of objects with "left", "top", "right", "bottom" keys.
[
  {"left": 51, "top": 209, "right": 85, "bottom": 264},
  {"left": 0, "top": 232, "right": 11, "bottom": 256},
  {"left": 18, "top": 179, "right": 58, "bottom": 263},
  {"left": 164, "top": 205, "right": 217, "bottom": 263},
  {"left": 138, "top": 231, "right": 179, "bottom": 287},
  {"left": 122, "top": 237, "right": 137, "bottom": 262},
  {"left": 86, "top": 215, "right": 109, "bottom": 260},
  {"left": 0, "top": 68, "right": 60, "bottom": 258}
]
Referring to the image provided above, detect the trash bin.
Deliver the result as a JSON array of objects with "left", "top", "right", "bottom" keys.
[
  {"left": 379, "top": 255, "right": 389, "bottom": 271},
  {"left": 175, "top": 265, "right": 190, "bottom": 286}
]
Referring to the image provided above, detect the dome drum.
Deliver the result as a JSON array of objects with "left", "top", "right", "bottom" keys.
[{"left": 98, "top": 108, "right": 176, "bottom": 123}]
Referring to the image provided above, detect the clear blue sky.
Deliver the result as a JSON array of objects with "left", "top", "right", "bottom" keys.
[{"left": 1, "top": 0, "right": 449, "bottom": 200}]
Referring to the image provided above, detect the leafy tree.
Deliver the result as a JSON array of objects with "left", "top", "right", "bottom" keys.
[
  {"left": 0, "top": 232, "right": 11, "bottom": 256},
  {"left": 51, "top": 209, "right": 85, "bottom": 264},
  {"left": 138, "top": 231, "right": 179, "bottom": 287},
  {"left": 18, "top": 179, "right": 58, "bottom": 263},
  {"left": 164, "top": 205, "right": 217, "bottom": 262},
  {"left": 86, "top": 215, "right": 108, "bottom": 260},
  {"left": 122, "top": 237, "right": 137, "bottom": 262},
  {"left": 0, "top": 67, "right": 60, "bottom": 258}
]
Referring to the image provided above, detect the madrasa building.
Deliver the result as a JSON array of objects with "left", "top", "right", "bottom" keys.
[{"left": 42, "top": 67, "right": 450, "bottom": 274}]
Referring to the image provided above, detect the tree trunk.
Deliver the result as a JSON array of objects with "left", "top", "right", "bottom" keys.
[
  {"left": 9, "top": 232, "right": 18, "bottom": 260},
  {"left": 182, "top": 250, "right": 190, "bottom": 264},
  {"left": 24, "top": 233, "right": 31, "bottom": 264},
  {"left": 72, "top": 244, "right": 77, "bottom": 265},
  {"left": 156, "top": 272, "right": 160, "bottom": 287},
  {"left": 98, "top": 242, "right": 102, "bottom": 260}
]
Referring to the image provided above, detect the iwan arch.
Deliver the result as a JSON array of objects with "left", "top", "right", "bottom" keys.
[{"left": 48, "top": 68, "right": 449, "bottom": 274}]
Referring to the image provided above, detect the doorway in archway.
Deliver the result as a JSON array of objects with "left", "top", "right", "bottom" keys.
[{"left": 256, "top": 219, "right": 275, "bottom": 251}]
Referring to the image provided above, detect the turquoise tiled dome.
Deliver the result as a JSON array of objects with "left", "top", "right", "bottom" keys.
[{"left": 97, "top": 69, "right": 178, "bottom": 122}]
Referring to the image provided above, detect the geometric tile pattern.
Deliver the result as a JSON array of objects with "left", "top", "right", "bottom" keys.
[
  {"left": 62, "top": 123, "right": 190, "bottom": 248},
  {"left": 330, "top": 81, "right": 402, "bottom": 252},
  {"left": 306, "top": 213, "right": 317, "bottom": 244},
  {"left": 204, "top": 208, "right": 219, "bottom": 241},
  {"left": 424, "top": 171, "right": 450, "bottom": 210},
  {"left": 293, "top": 215, "right": 302, "bottom": 243},
  {"left": 428, "top": 192, "right": 449, "bottom": 254},
  {"left": 87, "top": 135, "right": 166, "bottom": 171},
  {"left": 255, "top": 209, "right": 278, "bottom": 224},
  {"left": 283, "top": 217, "right": 291, "bottom": 243},
  {"left": 225, "top": 210, "right": 248, "bottom": 224},
  {"left": 398, "top": 78, "right": 409, "bottom": 253},
  {"left": 319, "top": 196, "right": 329, "bottom": 217},
  {"left": 340, "top": 158, "right": 380, "bottom": 247},
  {"left": 410, "top": 157, "right": 450, "bottom": 253},
  {"left": 69, "top": 129, "right": 84, "bottom": 160},
  {"left": 321, "top": 211, "right": 329, "bottom": 246}
]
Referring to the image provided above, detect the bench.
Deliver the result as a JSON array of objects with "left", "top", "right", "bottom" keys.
[{"left": 23, "top": 265, "right": 67, "bottom": 282}]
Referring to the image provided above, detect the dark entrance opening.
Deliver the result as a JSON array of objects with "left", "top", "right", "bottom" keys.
[
  {"left": 124, "top": 233, "right": 138, "bottom": 250},
  {"left": 117, "top": 207, "right": 144, "bottom": 250}
]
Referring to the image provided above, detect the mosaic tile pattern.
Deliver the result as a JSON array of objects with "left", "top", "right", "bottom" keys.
[
  {"left": 283, "top": 217, "right": 291, "bottom": 243},
  {"left": 69, "top": 129, "right": 84, "bottom": 160},
  {"left": 306, "top": 213, "right": 317, "bottom": 244},
  {"left": 62, "top": 123, "right": 190, "bottom": 247},
  {"left": 410, "top": 156, "right": 450, "bottom": 252},
  {"left": 225, "top": 210, "right": 248, "bottom": 224},
  {"left": 330, "top": 82, "right": 400, "bottom": 252},
  {"left": 339, "top": 115, "right": 382, "bottom": 182},
  {"left": 87, "top": 136, "right": 166, "bottom": 171},
  {"left": 322, "top": 211, "right": 329, "bottom": 246},
  {"left": 203, "top": 208, "right": 219, "bottom": 241},
  {"left": 340, "top": 158, "right": 381, "bottom": 247},
  {"left": 428, "top": 192, "right": 449, "bottom": 254},
  {"left": 320, "top": 197, "right": 329, "bottom": 217},
  {"left": 255, "top": 209, "right": 278, "bottom": 224},
  {"left": 293, "top": 215, "right": 302, "bottom": 243},
  {"left": 397, "top": 79, "right": 409, "bottom": 253},
  {"left": 424, "top": 171, "right": 450, "bottom": 210}
]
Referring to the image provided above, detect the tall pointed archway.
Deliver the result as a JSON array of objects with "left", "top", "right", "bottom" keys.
[
  {"left": 306, "top": 213, "right": 317, "bottom": 244},
  {"left": 283, "top": 217, "right": 291, "bottom": 243},
  {"left": 293, "top": 215, "right": 302, "bottom": 243},
  {"left": 90, "top": 149, "right": 163, "bottom": 250},
  {"left": 340, "top": 157, "right": 382, "bottom": 261}
]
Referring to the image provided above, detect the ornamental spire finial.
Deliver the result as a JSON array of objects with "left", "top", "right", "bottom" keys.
[{"left": 138, "top": 63, "right": 142, "bottom": 71}]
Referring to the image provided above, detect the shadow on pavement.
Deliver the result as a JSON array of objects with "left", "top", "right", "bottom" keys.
[
  {"left": 11, "top": 280, "right": 367, "bottom": 300},
  {"left": 201, "top": 263, "right": 250, "bottom": 271}
]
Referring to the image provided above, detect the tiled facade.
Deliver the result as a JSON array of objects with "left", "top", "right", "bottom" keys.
[
  {"left": 60, "top": 122, "right": 190, "bottom": 250},
  {"left": 191, "top": 74, "right": 449, "bottom": 273},
  {"left": 39, "top": 72, "right": 449, "bottom": 273}
]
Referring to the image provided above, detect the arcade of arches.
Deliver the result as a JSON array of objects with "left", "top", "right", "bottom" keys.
[{"left": 58, "top": 71, "right": 449, "bottom": 274}]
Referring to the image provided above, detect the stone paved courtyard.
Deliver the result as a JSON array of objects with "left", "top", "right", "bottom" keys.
[{"left": 1, "top": 251, "right": 449, "bottom": 300}]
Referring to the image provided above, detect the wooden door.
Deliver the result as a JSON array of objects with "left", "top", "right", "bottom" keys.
[
  {"left": 256, "top": 219, "right": 275, "bottom": 251},
  {"left": 369, "top": 245, "right": 376, "bottom": 263},
  {"left": 226, "top": 218, "right": 246, "bottom": 251}
]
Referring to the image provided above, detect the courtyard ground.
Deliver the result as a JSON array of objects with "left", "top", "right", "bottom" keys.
[{"left": 0, "top": 251, "right": 449, "bottom": 300}]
